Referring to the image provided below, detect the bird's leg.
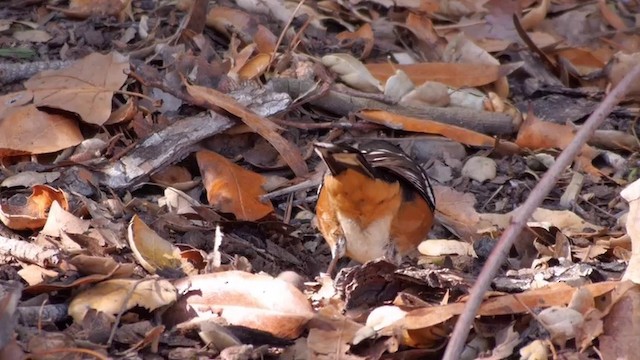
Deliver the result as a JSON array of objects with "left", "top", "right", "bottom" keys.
[{"left": 326, "top": 235, "right": 346, "bottom": 276}]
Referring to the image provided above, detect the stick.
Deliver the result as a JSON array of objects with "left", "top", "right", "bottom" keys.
[{"left": 442, "top": 64, "right": 640, "bottom": 360}]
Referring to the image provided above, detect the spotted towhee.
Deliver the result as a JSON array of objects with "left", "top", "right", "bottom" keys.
[{"left": 314, "top": 141, "right": 436, "bottom": 274}]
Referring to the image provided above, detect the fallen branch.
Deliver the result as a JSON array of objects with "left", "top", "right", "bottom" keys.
[
  {"left": 443, "top": 64, "right": 640, "bottom": 360},
  {"left": 0, "top": 236, "right": 60, "bottom": 267},
  {"left": 268, "top": 78, "right": 520, "bottom": 136},
  {"left": 96, "top": 113, "right": 233, "bottom": 190}
]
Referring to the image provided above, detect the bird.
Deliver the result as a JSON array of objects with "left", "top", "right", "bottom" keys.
[{"left": 314, "top": 141, "right": 436, "bottom": 274}]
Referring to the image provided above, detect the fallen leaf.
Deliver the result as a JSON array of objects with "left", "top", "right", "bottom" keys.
[
  {"left": 196, "top": 150, "right": 274, "bottom": 221},
  {"left": 520, "top": 0, "right": 551, "bottom": 30},
  {"left": 367, "top": 62, "right": 521, "bottom": 89},
  {"left": 68, "top": 278, "right": 177, "bottom": 323},
  {"left": 128, "top": 215, "right": 184, "bottom": 275},
  {"left": 13, "top": 30, "right": 52, "bottom": 43},
  {"left": 515, "top": 111, "right": 600, "bottom": 176},
  {"left": 41, "top": 200, "right": 90, "bottom": 238},
  {"left": 620, "top": 179, "right": 640, "bottom": 283},
  {"left": 0, "top": 185, "right": 68, "bottom": 230},
  {"left": 24, "top": 52, "right": 129, "bottom": 125},
  {"left": 0, "top": 105, "right": 83, "bottom": 158},
  {"left": 359, "top": 109, "right": 517, "bottom": 149},
  {"left": 185, "top": 82, "right": 308, "bottom": 177},
  {"left": 322, "top": 53, "right": 383, "bottom": 92},
  {"left": 336, "top": 23, "right": 374, "bottom": 58},
  {"left": 165, "top": 271, "right": 314, "bottom": 339}
]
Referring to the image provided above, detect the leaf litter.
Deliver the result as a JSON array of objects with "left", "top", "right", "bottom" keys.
[{"left": 0, "top": 0, "right": 640, "bottom": 359}]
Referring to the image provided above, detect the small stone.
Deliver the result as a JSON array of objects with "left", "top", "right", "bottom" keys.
[{"left": 461, "top": 156, "right": 497, "bottom": 182}]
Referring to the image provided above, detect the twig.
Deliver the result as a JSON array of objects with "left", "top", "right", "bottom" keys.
[
  {"left": 269, "top": 78, "right": 519, "bottom": 135},
  {"left": 442, "top": 64, "right": 640, "bottom": 360}
]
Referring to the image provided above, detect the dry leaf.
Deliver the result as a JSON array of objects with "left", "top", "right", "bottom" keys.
[
  {"left": 515, "top": 111, "right": 600, "bottom": 176},
  {"left": 24, "top": 52, "right": 129, "bottom": 125},
  {"left": 620, "top": 179, "right": 640, "bottom": 283},
  {"left": 166, "top": 271, "right": 314, "bottom": 339},
  {"left": 184, "top": 82, "right": 308, "bottom": 177},
  {"left": 308, "top": 304, "right": 363, "bottom": 359},
  {"left": 127, "top": 215, "right": 184, "bottom": 275},
  {"left": 384, "top": 70, "right": 415, "bottom": 102},
  {"left": 367, "top": 62, "right": 521, "bottom": 89},
  {"left": 520, "top": 0, "right": 551, "bottom": 30},
  {"left": 359, "top": 109, "right": 516, "bottom": 149},
  {"left": 40, "top": 200, "right": 90, "bottom": 238},
  {"left": 322, "top": 53, "right": 383, "bottom": 92},
  {"left": 0, "top": 185, "right": 68, "bottom": 230},
  {"left": 538, "top": 307, "right": 584, "bottom": 346},
  {"left": 13, "top": 30, "right": 52, "bottom": 43},
  {"left": 238, "top": 53, "right": 271, "bottom": 80},
  {"left": 418, "top": 239, "right": 476, "bottom": 256},
  {"left": 196, "top": 150, "right": 274, "bottom": 221},
  {"left": 68, "top": 278, "right": 177, "bottom": 323},
  {"left": 400, "top": 81, "right": 450, "bottom": 107},
  {"left": 336, "top": 23, "right": 374, "bottom": 58},
  {"left": 443, "top": 33, "right": 510, "bottom": 97},
  {"left": 0, "top": 105, "right": 83, "bottom": 157},
  {"left": 69, "top": 254, "right": 135, "bottom": 278},
  {"left": 597, "top": 0, "right": 628, "bottom": 31}
]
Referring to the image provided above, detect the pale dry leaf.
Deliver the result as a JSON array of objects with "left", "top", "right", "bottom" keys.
[
  {"left": 353, "top": 305, "right": 407, "bottom": 345},
  {"left": 166, "top": 271, "right": 314, "bottom": 339},
  {"left": 418, "top": 239, "right": 475, "bottom": 256},
  {"left": 68, "top": 278, "right": 177, "bottom": 323},
  {"left": 13, "top": 30, "right": 51, "bottom": 43},
  {"left": 537, "top": 306, "right": 584, "bottom": 346},
  {"left": 322, "top": 53, "right": 383, "bottom": 92},
  {"left": 606, "top": 52, "right": 640, "bottom": 96},
  {"left": 443, "top": 33, "right": 508, "bottom": 97},
  {"left": 127, "top": 214, "right": 184, "bottom": 274},
  {"left": 384, "top": 69, "right": 414, "bottom": 102},
  {"left": 620, "top": 178, "right": 640, "bottom": 283},
  {"left": 24, "top": 52, "right": 129, "bottom": 125},
  {"left": 519, "top": 340, "right": 549, "bottom": 360},
  {"left": 400, "top": 81, "right": 450, "bottom": 107},
  {"left": 520, "top": 0, "right": 551, "bottom": 30},
  {"left": 41, "top": 200, "right": 90, "bottom": 238}
]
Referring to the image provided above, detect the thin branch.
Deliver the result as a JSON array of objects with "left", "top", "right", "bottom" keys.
[{"left": 443, "top": 64, "right": 640, "bottom": 360}]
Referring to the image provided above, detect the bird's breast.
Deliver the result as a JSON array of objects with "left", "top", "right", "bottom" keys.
[{"left": 336, "top": 211, "right": 394, "bottom": 264}]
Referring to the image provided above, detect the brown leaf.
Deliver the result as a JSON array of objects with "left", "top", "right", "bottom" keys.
[
  {"left": 367, "top": 62, "right": 520, "bottom": 89},
  {"left": 70, "top": 254, "right": 135, "bottom": 278},
  {"left": 520, "top": 0, "right": 551, "bottom": 30},
  {"left": 24, "top": 52, "right": 129, "bottom": 125},
  {"left": 515, "top": 111, "right": 600, "bottom": 176},
  {"left": 0, "top": 185, "right": 68, "bottom": 230},
  {"left": 166, "top": 271, "right": 314, "bottom": 339},
  {"left": 336, "top": 23, "right": 374, "bottom": 58},
  {"left": 0, "top": 105, "right": 83, "bottom": 157},
  {"left": 359, "top": 109, "right": 519, "bottom": 151},
  {"left": 185, "top": 83, "right": 308, "bottom": 177},
  {"left": 196, "top": 150, "right": 274, "bottom": 221},
  {"left": 403, "top": 281, "right": 618, "bottom": 330},
  {"left": 238, "top": 53, "right": 271, "bottom": 80}
]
